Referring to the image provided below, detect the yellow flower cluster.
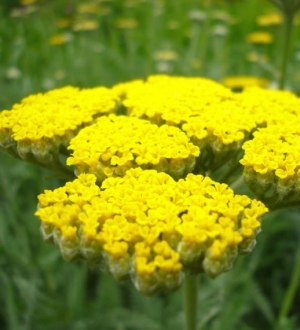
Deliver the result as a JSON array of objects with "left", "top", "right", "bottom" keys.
[
  {"left": 113, "top": 75, "right": 259, "bottom": 172},
  {"left": 0, "top": 86, "right": 118, "bottom": 164},
  {"left": 67, "top": 114, "right": 200, "bottom": 181},
  {"left": 241, "top": 123, "right": 300, "bottom": 200},
  {"left": 235, "top": 87, "right": 300, "bottom": 127},
  {"left": 35, "top": 168, "right": 268, "bottom": 295}
]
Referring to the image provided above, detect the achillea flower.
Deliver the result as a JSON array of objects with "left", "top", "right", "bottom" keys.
[
  {"left": 67, "top": 115, "right": 200, "bottom": 181},
  {"left": 49, "top": 33, "right": 73, "bottom": 46},
  {"left": 240, "top": 123, "right": 300, "bottom": 201},
  {"left": 113, "top": 75, "right": 256, "bottom": 172},
  {"left": 247, "top": 31, "right": 274, "bottom": 44},
  {"left": 257, "top": 13, "right": 283, "bottom": 26},
  {"left": 222, "top": 76, "right": 269, "bottom": 90},
  {"left": 35, "top": 168, "right": 268, "bottom": 295},
  {"left": 0, "top": 86, "right": 119, "bottom": 166},
  {"left": 236, "top": 87, "right": 300, "bottom": 127}
]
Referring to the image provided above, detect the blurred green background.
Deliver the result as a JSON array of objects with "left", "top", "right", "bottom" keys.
[{"left": 0, "top": 0, "right": 299, "bottom": 329}]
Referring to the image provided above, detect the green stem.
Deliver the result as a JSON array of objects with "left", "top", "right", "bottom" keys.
[
  {"left": 279, "top": 10, "right": 295, "bottom": 89},
  {"left": 276, "top": 242, "right": 300, "bottom": 326},
  {"left": 184, "top": 274, "right": 199, "bottom": 330}
]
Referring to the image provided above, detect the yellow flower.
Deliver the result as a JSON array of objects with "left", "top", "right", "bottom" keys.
[
  {"left": 36, "top": 169, "right": 268, "bottom": 295},
  {"left": 49, "top": 33, "right": 73, "bottom": 46},
  {"left": 67, "top": 114, "right": 200, "bottom": 181},
  {"left": 0, "top": 86, "right": 119, "bottom": 165},
  {"left": 257, "top": 13, "right": 283, "bottom": 26},
  {"left": 113, "top": 75, "right": 258, "bottom": 172},
  {"left": 247, "top": 31, "right": 273, "bottom": 44},
  {"left": 222, "top": 76, "right": 269, "bottom": 90},
  {"left": 241, "top": 122, "right": 300, "bottom": 200}
]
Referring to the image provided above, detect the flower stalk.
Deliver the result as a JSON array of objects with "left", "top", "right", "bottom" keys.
[{"left": 184, "top": 274, "right": 199, "bottom": 330}]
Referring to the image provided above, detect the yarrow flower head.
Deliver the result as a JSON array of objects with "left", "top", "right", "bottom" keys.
[
  {"left": 67, "top": 114, "right": 200, "bottom": 181},
  {"left": 113, "top": 75, "right": 262, "bottom": 172},
  {"left": 0, "top": 86, "right": 119, "bottom": 167},
  {"left": 35, "top": 168, "right": 268, "bottom": 296},
  {"left": 240, "top": 122, "right": 300, "bottom": 204}
]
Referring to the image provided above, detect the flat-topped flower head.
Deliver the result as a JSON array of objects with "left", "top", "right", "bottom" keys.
[
  {"left": 240, "top": 122, "right": 300, "bottom": 204},
  {"left": 35, "top": 168, "right": 268, "bottom": 296},
  {"left": 236, "top": 87, "right": 300, "bottom": 127},
  {"left": 0, "top": 86, "right": 119, "bottom": 165},
  {"left": 113, "top": 75, "right": 259, "bottom": 172},
  {"left": 114, "top": 75, "right": 234, "bottom": 124},
  {"left": 67, "top": 114, "right": 200, "bottom": 181}
]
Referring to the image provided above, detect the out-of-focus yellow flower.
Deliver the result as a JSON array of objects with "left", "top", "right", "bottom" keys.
[
  {"left": 36, "top": 168, "right": 268, "bottom": 295},
  {"left": 116, "top": 18, "right": 138, "bottom": 29},
  {"left": 257, "top": 13, "right": 283, "bottom": 26},
  {"left": 73, "top": 19, "right": 99, "bottom": 31},
  {"left": 222, "top": 76, "right": 269, "bottom": 90},
  {"left": 49, "top": 33, "right": 73, "bottom": 46},
  {"left": 247, "top": 31, "right": 273, "bottom": 44}
]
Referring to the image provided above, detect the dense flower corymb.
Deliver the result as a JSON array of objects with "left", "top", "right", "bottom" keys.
[
  {"left": 35, "top": 168, "right": 268, "bottom": 296},
  {"left": 113, "top": 75, "right": 260, "bottom": 172},
  {"left": 0, "top": 86, "right": 119, "bottom": 164},
  {"left": 67, "top": 114, "right": 200, "bottom": 181},
  {"left": 240, "top": 123, "right": 300, "bottom": 202}
]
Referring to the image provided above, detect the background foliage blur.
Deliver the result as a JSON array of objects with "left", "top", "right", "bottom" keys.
[{"left": 0, "top": 0, "right": 299, "bottom": 329}]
